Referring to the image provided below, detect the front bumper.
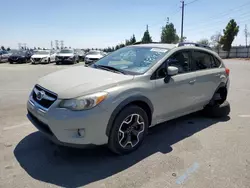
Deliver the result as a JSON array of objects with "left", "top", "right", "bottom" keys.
[
  {"left": 8, "top": 57, "right": 26, "bottom": 63},
  {"left": 27, "top": 96, "right": 110, "bottom": 147},
  {"left": 31, "top": 58, "right": 49, "bottom": 64}
]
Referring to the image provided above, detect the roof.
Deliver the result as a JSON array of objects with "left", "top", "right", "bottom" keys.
[{"left": 133, "top": 43, "right": 177, "bottom": 49}]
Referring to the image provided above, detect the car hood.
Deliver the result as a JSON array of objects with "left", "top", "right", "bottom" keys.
[
  {"left": 32, "top": 54, "right": 49, "bottom": 58},
  {"left": 85, "top": 54, "right": 103, "bottom": 59},
  {"left": 37, "top": 66, "right": 134, "bottom": 99},
  {"left": 57, "top": 53, "right": 74, "bottom": 57},
  {"left": 10, "top": 54, "right": 26, "bottom": 58}
]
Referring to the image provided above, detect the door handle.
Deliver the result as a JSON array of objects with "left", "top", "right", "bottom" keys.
[
  {"left": 215, "top": 74, "right": 221, "bottom": 77},
  {"left": 189, "top": 80, "right": 196, "bottom": 84}
]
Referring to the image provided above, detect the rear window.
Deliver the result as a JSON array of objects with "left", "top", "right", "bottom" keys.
[{"left": 211, "top": 57, "right": 221, "bottom": 68}]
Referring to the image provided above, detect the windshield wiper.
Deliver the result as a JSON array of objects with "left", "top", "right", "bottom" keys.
[{"left": 94, "top": 65, "right": 127, "bottom": 74}]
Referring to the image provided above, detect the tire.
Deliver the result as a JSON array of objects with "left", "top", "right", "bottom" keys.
[
  {"left": 48, "top": 58, "right": 51, "bottom": 64},
  {"left": 203, "top": 101, "right": 230, "bottom": 118},
  {"left": 56, "top": 61, "right": 60, "bottom": 65},
  {"left": 108, "top": 105, "right": 149, "bottom": 155}
]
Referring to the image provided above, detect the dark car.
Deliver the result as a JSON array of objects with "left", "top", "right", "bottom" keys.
[{"left": 8, "top": 50, "right": 33, "bottom": 64}]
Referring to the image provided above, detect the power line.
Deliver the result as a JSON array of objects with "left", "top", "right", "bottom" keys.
[
  {"left": 185, "top": 11, "right": 250, "bottom": 31},
  {"left": 186, "top": 0, "right": 201, "bottom": 5},
  {"left": 185, "top": 1, "right": 250, "bottom": 26}
]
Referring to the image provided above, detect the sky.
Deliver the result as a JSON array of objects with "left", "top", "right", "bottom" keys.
[{"left": 1, "top": 0, "right": 250, "bottom": 49}]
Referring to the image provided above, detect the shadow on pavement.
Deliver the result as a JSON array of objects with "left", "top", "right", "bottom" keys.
[{"left": 14, "top": 113, "right": 230, "bottom": 187}]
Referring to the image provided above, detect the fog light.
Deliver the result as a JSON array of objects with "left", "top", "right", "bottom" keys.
[{"left": 77, "top": 129, "right": 85, "bottom": 137}]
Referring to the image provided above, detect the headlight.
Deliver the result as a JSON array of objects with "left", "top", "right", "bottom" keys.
[{"left": 59, "top": 92, "right": 108, "bottom": 111}]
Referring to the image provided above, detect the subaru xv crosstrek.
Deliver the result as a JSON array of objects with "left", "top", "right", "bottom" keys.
[{"left": 27, "top": 42, "right": 230, "bottom": 155}]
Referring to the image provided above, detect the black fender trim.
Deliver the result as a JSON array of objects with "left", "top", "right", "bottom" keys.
[
  {"left": 209, "top": 81, "right": 228, "bottom": 105},
  {"left": 105, "top": 95, "right": 154, "bottom": 137}
]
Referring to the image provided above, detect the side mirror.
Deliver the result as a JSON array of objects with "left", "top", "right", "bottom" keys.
[
  {"left": 167, "top": 66, "right": 178, "bottom": 76},
  {"left": 164, "top": 66, "right": 178, "bottom": 83}
]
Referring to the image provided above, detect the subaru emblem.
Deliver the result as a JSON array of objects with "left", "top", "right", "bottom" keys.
[{"left": 36, "top": 91, "right": 45, "bottom": 101}]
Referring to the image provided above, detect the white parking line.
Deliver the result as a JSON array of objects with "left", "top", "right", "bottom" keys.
[
  {"left": 238, "top": 115, "right": 250, "bottom": 118},
  {"left": 3, "top": 122, "right": 30, "bottom": 131}
]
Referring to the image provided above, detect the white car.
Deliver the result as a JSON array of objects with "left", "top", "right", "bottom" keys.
[
  {"left": 84, "top": 50, "right": 105, "bottom": 65},
  {"left": 31, "top": 50, "right": 56, "bottom": 64}
]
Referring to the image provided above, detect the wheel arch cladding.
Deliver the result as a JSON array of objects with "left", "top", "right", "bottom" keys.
[{"left": 105, "top": 95, "right": 154, "bottom": 137}]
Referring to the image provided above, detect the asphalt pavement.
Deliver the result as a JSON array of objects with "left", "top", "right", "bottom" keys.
[{"left": 0, "top": 60, "right": 250, "bottom": 188}]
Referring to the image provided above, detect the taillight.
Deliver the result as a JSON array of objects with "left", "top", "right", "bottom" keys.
[{"left": 225, "top": 68, "right": 230, "bottom": 76}]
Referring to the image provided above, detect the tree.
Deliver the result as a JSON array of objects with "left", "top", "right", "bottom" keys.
[
  {"left": 115, "top": 45, "right": 120, "bottom": 50},
  {"left": 130, "top": 34, "right": 136, "bottom": 44},
  {"left": 220, "top": 19, "right": 239, "bottom": 58},
  {"left": 197, "top": 38, "right": 210, "bottom": 46},
  {"left": 37, "top": 47, "right": 41, "bottom": 50},
  {"left": 141, "top": 25, "right": 152, "bottom": 43},
  {"left": 161, "top": 22, "right": 179, "bottom": 43},
  {"left": 7, "top": 47, "right": 11, "bottom": 51},
  {"left": 210, "top": 32, "right": 222, "bottom": 50},
  {"left": 1, "top": 46, "right": 5, "bottom": 51},
  {"left": 34, "top": 47, "right": 37, "bottom": 50},
  {"left": 125, "top": 39, "right": 130, "bottom": 46}
]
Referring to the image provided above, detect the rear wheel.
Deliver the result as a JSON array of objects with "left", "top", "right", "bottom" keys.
[
  {"left": 203, "top": 101, "right": 230, "bottom": 118},
  {"left": 108, "top": 105, "right": 149, "bottom": 155}
]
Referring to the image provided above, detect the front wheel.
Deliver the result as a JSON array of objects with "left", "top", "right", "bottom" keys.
[{"left": 108, "top": 105, "right": 149, "bottom": 155}]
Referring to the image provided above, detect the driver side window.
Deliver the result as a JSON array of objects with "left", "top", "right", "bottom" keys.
[{"left": 153, "top": 51, "right": 191, "bottom": 79}]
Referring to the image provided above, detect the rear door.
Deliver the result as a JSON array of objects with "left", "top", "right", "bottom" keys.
[{"left": 191, "top": 50, "right": 224, "bottom": 106}]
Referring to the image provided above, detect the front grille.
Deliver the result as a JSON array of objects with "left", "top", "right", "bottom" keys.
[
  {"left": 89, "top": 58, "right": 99, "bottom": 61},
  {"left": 34, "top": 58, "right": 41, "bottom": 61},
  {"left": 32, "top": 85, "right": 57, "bottom": 109},
  {"left": 57, "top": 56, "right": 67, "bottom": 60},
  {"left": 28, "top": 111, "right": 53, "bottom": 136}
]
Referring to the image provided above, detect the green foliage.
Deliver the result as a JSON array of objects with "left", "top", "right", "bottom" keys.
[
  {"left": 130, "top": 34, "right": 136, "bottom": 44},
  {"left": 197, "top": 38, "right": 210, "bottom": 46},
  {"left": 220, "top": 19, "right": 239, "bottom": 53},
  {"left": 161, "top": 23, "right": 179, "bottom": 43},
  {"left": 141, "top": 27, "right": 152, "bottom": 43}
]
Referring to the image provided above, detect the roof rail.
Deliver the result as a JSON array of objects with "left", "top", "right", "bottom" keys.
[
  {"left": 133, "top": 41, "right": 163, "bottom": 45},
  {"left": 177, "top": 42, "right": 212, "bottom": 50}
]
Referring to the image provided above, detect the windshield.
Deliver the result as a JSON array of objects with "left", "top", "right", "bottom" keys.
[
  {"left": 12, "top": 51, "right": 26, "bottom": 55},
  {"left": 60, "top": 49, "right": 73, "bottom": 53},
  {"left": 87, "top": 51, "right": 101, "bottom": 55},
  {"left": 35, "top": 51, "right": 50, "bottom": 55},
  {"left": 92, "top": 47, "right": 168, "bottom": 75}
]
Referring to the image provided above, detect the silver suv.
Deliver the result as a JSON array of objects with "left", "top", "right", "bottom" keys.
[{"left": 27, "top": 42, "right": 230, "bottom": 155}]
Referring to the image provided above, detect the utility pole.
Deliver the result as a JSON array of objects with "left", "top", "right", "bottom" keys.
[
  {"left": 180, "top": 1, "right": 185, "bottom": 42},
  {"left": 60, "top": 40, "right": 64, "bottom": 49},
  {"left": 55, "top": 40, "right": 59, "bottom": 49},
  {"left": 244, "top": 24, "right": 249, "bottom": 47}
]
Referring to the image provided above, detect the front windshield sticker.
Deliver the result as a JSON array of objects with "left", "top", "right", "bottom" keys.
[{"left": 150, "top": 48, "right": 168, "bottom": 53}]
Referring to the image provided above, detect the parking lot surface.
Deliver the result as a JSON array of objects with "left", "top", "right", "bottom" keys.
[{"left": 0, "top": 60, "right": 250, "bottom": 188}]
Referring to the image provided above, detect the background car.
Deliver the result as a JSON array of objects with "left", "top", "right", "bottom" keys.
[
  {"left": 0, "top": 50, "right": 11, "bottom": 63},
  {"left": 84, "top": 50, "right": 106, "bottom": 66},
  {"left": 8, "top": 50, "right": 33, "bottom": 64},
  {"left": 55, "top": 49, "right": 79, "bottom": 65},
  {"left": 74, "top": 49, "right": 85, "bottom": 61},
  {"left": 31, "top": 50, "right": 57, "bottom": 64}
]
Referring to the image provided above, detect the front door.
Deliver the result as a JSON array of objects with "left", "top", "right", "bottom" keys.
[{"left": 151, "top": 50, "right": 199, "bottom": 123}]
